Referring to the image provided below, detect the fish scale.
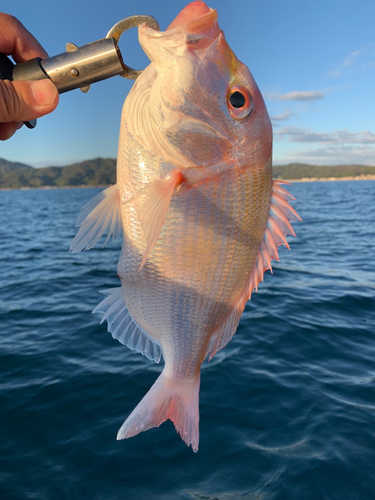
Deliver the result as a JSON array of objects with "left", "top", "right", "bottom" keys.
[{"left": 71, "top": 1, "right": 300, "bottom": 452}]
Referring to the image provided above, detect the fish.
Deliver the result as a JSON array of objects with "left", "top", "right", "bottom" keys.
[{"left": 70, "top": 0, "right": 300, "bottom": 452}]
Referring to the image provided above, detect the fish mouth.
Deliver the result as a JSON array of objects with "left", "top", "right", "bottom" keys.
[
  {"left": 138, "top": 4, "right": 222, "bottom": 68},
  {"left": 138, "top": 2, "right": 221, "bottom": 52},
  {"left": 166, "top": 4, "right": 220, "bottom": 39}
]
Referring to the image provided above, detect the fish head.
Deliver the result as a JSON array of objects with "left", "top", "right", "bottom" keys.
[{"left": 127, "top": 1, "right": 272, "bottom": 171}]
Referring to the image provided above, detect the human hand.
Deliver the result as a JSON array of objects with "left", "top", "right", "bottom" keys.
[{"left": 0, "top": 13, "right": 59, "bottom": 140}]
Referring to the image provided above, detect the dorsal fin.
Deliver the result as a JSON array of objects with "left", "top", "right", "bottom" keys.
[
  {"left": 247, "top": 180, "right": 301, "bottom": 299},
  {"left": 205, "top": 294, "right": 248, "bottom": 361},
  {"left": 205, "top": 180, "right": 300, "bottom": 360}
]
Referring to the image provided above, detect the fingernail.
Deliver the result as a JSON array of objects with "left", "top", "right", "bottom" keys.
[{"left": 31, "top": 79, "right": 57, "bottom": 106}]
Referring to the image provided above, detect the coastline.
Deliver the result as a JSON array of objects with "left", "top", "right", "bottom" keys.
[
  {"left": 1, "top": 175, "right": 375, "bottom": 191},
  {"left": 276, "top": 174, "right": 375, "bottom": 183},
  {"left": 0, "top": 184, "right": 110, "bottom": 191}
]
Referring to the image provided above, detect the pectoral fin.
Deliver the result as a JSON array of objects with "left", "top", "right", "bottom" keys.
[{"left": 128, "top": 170, "right": 185, "bottom": 270}]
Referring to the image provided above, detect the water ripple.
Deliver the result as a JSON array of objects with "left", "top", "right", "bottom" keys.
[{"left": 0, "top": 182, "right": 375, "bottom": 499}]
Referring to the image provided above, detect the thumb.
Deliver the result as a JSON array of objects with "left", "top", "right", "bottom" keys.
[{"left": 0, "top": 78, "right": 59, "bottom": 123}]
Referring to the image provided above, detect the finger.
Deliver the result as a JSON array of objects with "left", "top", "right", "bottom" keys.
[
  {"left": 0, "top": 121, "right": 22, "bottom": 141},
  {"left": 0, "top": 79, "right": 59, "bottom": 123},
  {"left": 0, "top": 13, "right": 48, "bottom": 62}
]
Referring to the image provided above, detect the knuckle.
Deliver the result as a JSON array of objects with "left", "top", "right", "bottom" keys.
[
  {"left": 12, "top": 15, "right": 26, "bottom": 34},
  {"left": 0, "top": 81, "right": 22, "bottom": 122},
  {"left": 1, "top": 13, "right": 19, "bottom": 28},
  {"left": 0, "top": 14, "right": 29, "bottom": 46}
]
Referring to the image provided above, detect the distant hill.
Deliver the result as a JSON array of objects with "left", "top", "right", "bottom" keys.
[
  {"left": 0, "top": 158, "right": 116, "bottom": 189},
  {"left": 273, "top": 163, "right": 375, "bottom": 180},
  {"left": 0, "top": 158, "right": 374, "bottom": 189},
  {"left": 0, "top": 158, "right": 33, "bottom": 174}
]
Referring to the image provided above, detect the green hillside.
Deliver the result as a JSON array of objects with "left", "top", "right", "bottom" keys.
[
  {"left": 0, "top": 158, "right": 116, "bottom": 189},
  {"left": 273, "top": 163, "right": 375, "bottom": 180},
  {"left": 0, "top": 158, "right": 374, "bottom": 189}
]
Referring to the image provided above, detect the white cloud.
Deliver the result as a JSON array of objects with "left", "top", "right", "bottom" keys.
[
  {"left": 274, "top": 127, "right": 375, "bottom": 145},
  {"left": 270, "top": 110, "right": 295, "bottom": 122},
  {"left": 329, "top": 43, "right": 375, "bottom": 77},
  {"left": 273, "top": 127, "right": 375, "bottom": 165},
  {"left": 266, "top": 91, "right": 325, "bottom": 102},
  {"left": 342, "top": 49, "right": 362, "bottom": 67},
  {"left": 274, "top": 145, "right": 375, "bottom": 166},
  {"left": 328, "top": 68, "right": 342, "bottom": 78}
]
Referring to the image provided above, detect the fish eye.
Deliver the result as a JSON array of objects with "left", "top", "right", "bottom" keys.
[{"left": 227, "top": 85, "right": 253, "bottom": 120}]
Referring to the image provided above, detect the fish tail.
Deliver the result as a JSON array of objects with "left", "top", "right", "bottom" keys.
[{"left": 117, "top": 370, "right": 200, "bottom": 452}]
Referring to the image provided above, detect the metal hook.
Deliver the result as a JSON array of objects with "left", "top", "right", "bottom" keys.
[
  {"left": 0, "top": 14, "right": 160, "bottom": 128},
  {"left": 106, "top": 15, "right": 160, "bottom": 80}
]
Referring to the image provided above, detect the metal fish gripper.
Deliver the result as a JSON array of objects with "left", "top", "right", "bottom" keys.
[{"left": 0, "top": 15, "right": 160, "bottom": 128}]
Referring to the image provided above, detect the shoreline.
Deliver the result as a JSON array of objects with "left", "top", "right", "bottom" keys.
[
  {"left": 0, "top": 184, "right": 110, "bottom": 191},
  {"left": 283, "top": 174, "right": 375, "bottom": 183},
  {"left": 1, "top": 175, "right": 375, "bottom": 191}
]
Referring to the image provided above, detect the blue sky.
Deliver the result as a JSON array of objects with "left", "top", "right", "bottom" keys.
[{"left": 2, "top": 0, "right": 375, "bottom": 167}]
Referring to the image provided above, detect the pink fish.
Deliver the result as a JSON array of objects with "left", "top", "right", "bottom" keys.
[{"left": 71, "top": 1, "right": 300, "bottom": 452}]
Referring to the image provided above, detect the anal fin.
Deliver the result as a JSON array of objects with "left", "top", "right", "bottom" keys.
[
  {"left": 127, "top": 170, "right": 185, "bottom": 270},
  {"left": 93, "top": 288, "right": 162, "bottom": 363}
]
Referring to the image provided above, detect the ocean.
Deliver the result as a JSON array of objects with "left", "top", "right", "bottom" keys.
[{"left": 0, "top": 180, "right": 374, "bottom": 500}]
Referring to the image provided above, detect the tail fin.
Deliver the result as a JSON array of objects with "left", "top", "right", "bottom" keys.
[{"left": 117, "top": 371, "right": 200, "bottom": 452}]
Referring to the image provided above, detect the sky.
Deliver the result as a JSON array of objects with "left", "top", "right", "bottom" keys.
[{"left": 1, "top": 0, "right": 375, "bottom": 167}]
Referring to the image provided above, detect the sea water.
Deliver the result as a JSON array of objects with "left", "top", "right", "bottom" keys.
[{"left": 0, "top": 181, "right": 374, "bottom": 499}]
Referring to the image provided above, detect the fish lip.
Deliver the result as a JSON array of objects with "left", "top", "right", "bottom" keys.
[
  {"left": 167, "top": 8, "right": 219, "bottom": 36},
  {"left": 140, "top": 8, "right": 220, "bottom": 40}
]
